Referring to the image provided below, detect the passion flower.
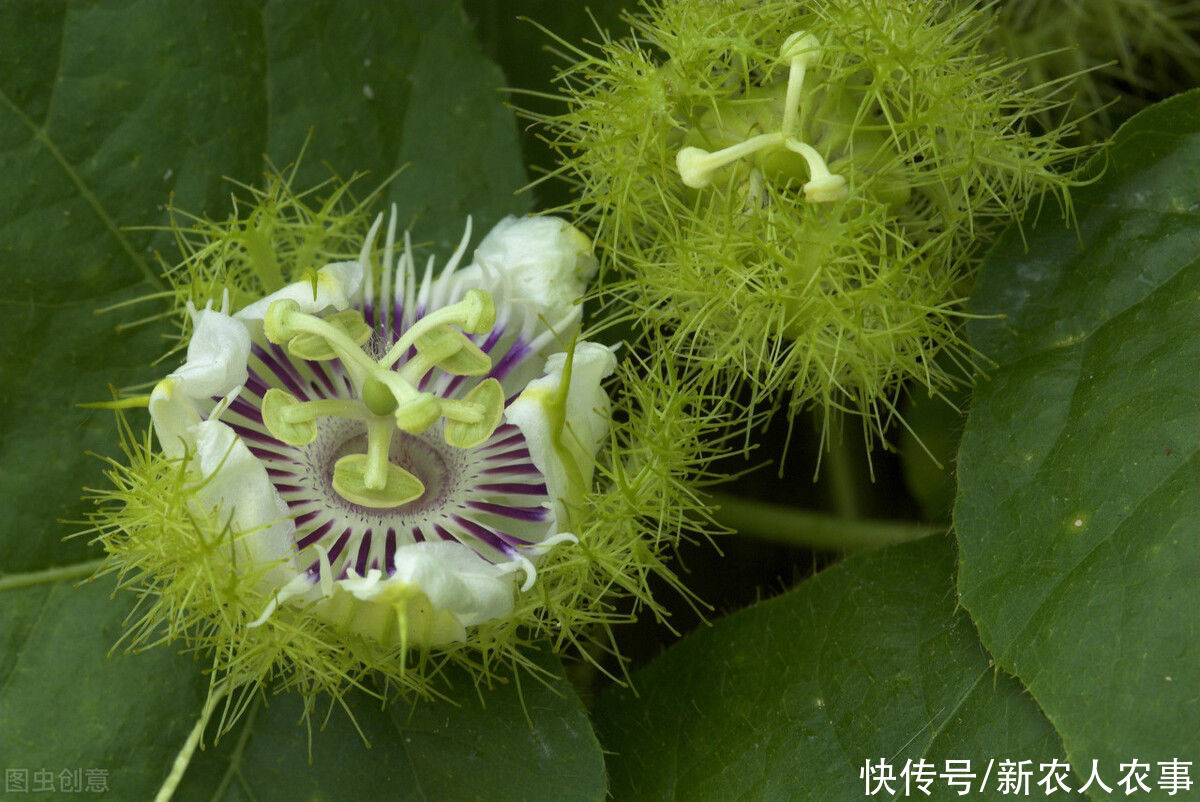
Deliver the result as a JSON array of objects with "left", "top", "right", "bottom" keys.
[
  {"left": 84, "top": 201, "right": 709, "bottom": 748},
  {"left": 533, "top": 0, "right": 1085, "bottom": 439},
  {"left": 147, "top": 209, "right": 614, "bottom": 647}
]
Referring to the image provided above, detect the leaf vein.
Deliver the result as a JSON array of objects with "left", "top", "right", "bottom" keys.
[
  {"left": 0, "top": 87, "right": 164, "bottom": 293},
  {"left": 1005, "top": 450, "right": 1198, "bottom": 660}
]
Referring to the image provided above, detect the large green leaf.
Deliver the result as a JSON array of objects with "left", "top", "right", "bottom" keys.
[
  {"left": 0, "top": 574, "right": 605, "bottom": 802},
  {"left": 955, "top": 89, "right": 1200, "bottom": 792},
  {"left": 594, "top": 536, "right": 1066, "bottom": 801},
  {"left": 0, "top": 2, "right": 606, "bottom": 800},
  {"left": 0, "top": 575, "right": 210, "bottom": 798},
  {"left": 173, "top": 651, "right": 604, "bottom": 802}
]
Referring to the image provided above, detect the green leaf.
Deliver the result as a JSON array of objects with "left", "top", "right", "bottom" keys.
[
  {"left": 593, "top": 536, "right": 1065, "bottom": 800},
  {"left": 0, "top": 0, "right": 527, "bottom": 572},
  {"left": 173, "top": 651, "right": 605, "bottom": 802},
  {"left": 0, "top": 574, "right": 210, "bottom": 799},
  {"left": 955, "top": 88, "right": 1200, "bottom": 788}
]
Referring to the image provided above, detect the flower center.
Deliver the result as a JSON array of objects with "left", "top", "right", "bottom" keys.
[
  {"left": 219, "top": 288, "right": 555, "bottom": 584},
  {"left": 304, "top": 418, "right": 458, "bottom": 517},
  {"left": 675, "top": 31, "right": 849, "bottom": 203},
  {"left": 258, "top": 287, "right": 502, "bottom": 508}
]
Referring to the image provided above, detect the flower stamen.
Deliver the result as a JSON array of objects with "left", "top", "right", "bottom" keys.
[
  {"left": 379, "top": 289, "right": 496, "bottom": 369},
  {"left": 260, "top": 277, "right": 512, "bottom": 508},
  {"left": 264, "top": 299, "right": 378, "bottom": 383}
]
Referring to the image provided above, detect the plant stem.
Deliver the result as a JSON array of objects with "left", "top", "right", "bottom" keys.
[
  {"left": 0, "top": 558, "right": 105, "bottom": 591},
  {"left": 155, "top": 685, "right": 227, "bottom": 802},
  {"left": 823, "top": 432, "right": 862, "bottom": 520},
  {"left": 708, "top": 492, "right": 942, "bottom": 551}
]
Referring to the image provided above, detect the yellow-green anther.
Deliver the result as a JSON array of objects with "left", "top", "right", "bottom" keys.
[
  {"left": 331, "top": 454, "right": 425, "bottom": 508},
  {"left": 784, "top": 138, "right": 848, "bottom": 202},
  {"left": 264, "top": 300, "right": 377, "bottom": 381},
  {"left": 676, "top": 132, "right": 785, "bottom": 188},
  {"left": 261, "top": 388, "right": 319, "bottom": 446},
  {"left": 424, "top": 328, "right": 491, "bottom": 375},
  {"left": 392, "top": 392, "right": 442, "bottom": 434},
  {"left": 779, "top": 31, "right": 821, "bottom": 137},
  {"left": 379, "top": 290, "right": 497, "bottom": 369},
  {"left": 399, "top": 327, "right": 492, "bottom": 386},
  {"left": 443, "top": 378, "right": 505, "bottom": 449},
  {"left": 286, "top": 309, "right": 372, "bottom": 361}
]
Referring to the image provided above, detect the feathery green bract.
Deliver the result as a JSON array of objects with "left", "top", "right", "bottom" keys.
[
  {"left": 532, "top": 0, "right": 1087, "bottom": 440},
  {"left": 157, "top": 159, "right": 384, "bottom": 344}
]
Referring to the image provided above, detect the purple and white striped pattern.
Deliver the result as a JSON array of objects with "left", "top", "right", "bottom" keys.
[{"left": 220, "top": 264, "right": 553, "bottom": 586}]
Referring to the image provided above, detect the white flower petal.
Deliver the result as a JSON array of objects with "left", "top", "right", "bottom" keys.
[
  {"left": 503, "top": 341, "right": 617, "bottom": 528},
  {"left": 313, "top": 541, "right": 516, "bottom": 647},
  {"left": 190, "top": 419, "right": 296, "bottom": 571},
  {"left": 234, "top": 260, "right": 364, "bottom": 321},
  {"left": 170, "top": 308, "right": 250, "bottom": 399},
  {"left": 452, "top": 215, "right": 596, "bottom": 340},
  {"left": 149, "top": 377, "right": 202, "bottom": 460}
]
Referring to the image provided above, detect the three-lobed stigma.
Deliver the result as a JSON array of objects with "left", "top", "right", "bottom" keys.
[{"left": 674, "top": 30, "right": 848, "bottom": 203}]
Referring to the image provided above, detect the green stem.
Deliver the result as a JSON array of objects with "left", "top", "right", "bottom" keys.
[
  {"left": 210, "top": 695, "right": 261, "bottom": 801},
  {"left": 824, "top": 433, "right": 862, "bottom": 520},
  {"left": 364, "top": 417, "right": 395, "bottom": 490},
  {"left": 708, "top": 492, "right": 942, "bottom": 551},
  {"left": 0, "top": 559, "right": 105, "bottom": 591},
  {"left": 397, "top": 348, "right": 438, "bottom": 387},
  {"left": 155, "top": 685, "right": 227, "bottom": 802}
]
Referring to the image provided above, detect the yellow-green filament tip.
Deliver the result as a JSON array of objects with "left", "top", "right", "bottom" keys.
[{"left": 784, "top": 138, "right": 848, "bottom": 202}]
